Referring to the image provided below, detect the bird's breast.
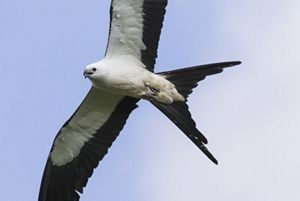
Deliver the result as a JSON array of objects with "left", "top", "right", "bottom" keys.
[{"left": 91, "top": 63, "right": 149, "bottom": 98}]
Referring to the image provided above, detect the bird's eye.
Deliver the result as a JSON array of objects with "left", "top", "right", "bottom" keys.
[{"left": 92, "top": 68, "right": 97, "bottom": 72}]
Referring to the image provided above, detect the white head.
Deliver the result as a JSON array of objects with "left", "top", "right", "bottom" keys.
[{"left": 83, "top": 62, "right": 104, "bottom": 80}]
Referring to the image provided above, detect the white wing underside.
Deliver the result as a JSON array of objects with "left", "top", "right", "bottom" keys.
[
  {"left": 50, "top": 88, "right": 123, "bottom": 166},
  {"left": 106, "top": 0, "right": 146, "bottom": 60}
]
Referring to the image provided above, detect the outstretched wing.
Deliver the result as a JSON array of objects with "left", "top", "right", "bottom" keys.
[
  {"left": 105, "top": 0, "right": 168, "bottom": 71},
  {"left": 39, "top": 88, "right": 139, "bottom": 201}
]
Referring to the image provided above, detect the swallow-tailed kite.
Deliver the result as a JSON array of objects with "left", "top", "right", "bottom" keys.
[{"left": 39, "top": 0, "right": 241, "bottom": 200}]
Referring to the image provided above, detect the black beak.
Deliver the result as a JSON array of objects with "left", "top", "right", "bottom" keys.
[{"left": 83, "top": 70, "right": 93, "bottom": 79}]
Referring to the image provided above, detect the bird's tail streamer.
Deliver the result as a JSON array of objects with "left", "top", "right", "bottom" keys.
[{"left": 152, "top": 61, "right": 241, "bottom": 164}]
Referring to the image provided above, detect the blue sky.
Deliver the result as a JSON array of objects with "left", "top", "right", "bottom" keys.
[{"left": 1, "top": 0, "right": 300, "bottom": 200}]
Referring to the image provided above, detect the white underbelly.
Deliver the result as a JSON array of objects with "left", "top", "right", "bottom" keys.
[
  {"left": 92, "top": 67, "right": 149, "bottom": 98},
  {"left": 88, "top": 56, "right": 184, "bottom": 103}
]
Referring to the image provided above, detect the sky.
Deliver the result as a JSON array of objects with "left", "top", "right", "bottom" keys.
[{"left": 1, "top": 0, "right": 300, "bottom": 200}]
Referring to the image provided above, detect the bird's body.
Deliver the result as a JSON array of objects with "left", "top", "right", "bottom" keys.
[
  {"left": 39, "top": 0, "right": 241, "bottom": 200},
  {"left": 85, "top": 55, "right": 184, "bottom": 104}
]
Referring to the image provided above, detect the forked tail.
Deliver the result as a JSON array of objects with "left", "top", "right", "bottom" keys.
[{"left": 152, "top": 61, "right": 241, "bottom": 164}]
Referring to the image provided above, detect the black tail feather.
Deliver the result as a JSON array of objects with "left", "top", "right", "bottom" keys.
[
  {"left": 158, "top": 61, "right": 241, "bottom": 98},
  {"left": 152, "top": 101, "right": 218, "bottom": 164},
  {"left": 153, "top": 61, "right": 241, "bottom": 164}
]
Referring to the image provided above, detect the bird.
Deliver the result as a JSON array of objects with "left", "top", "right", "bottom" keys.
[{"left": 38, "top": 0, "right": 241, "bottom": 200}]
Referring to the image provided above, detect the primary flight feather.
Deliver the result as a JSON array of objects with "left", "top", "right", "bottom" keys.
[{"left": 39, "top": 0, "right": 241, "bottom": 200}]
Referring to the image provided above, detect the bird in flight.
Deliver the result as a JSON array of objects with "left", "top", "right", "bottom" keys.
[{"left": 39, "top": 0, "right": 241, "bottom": 200}]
